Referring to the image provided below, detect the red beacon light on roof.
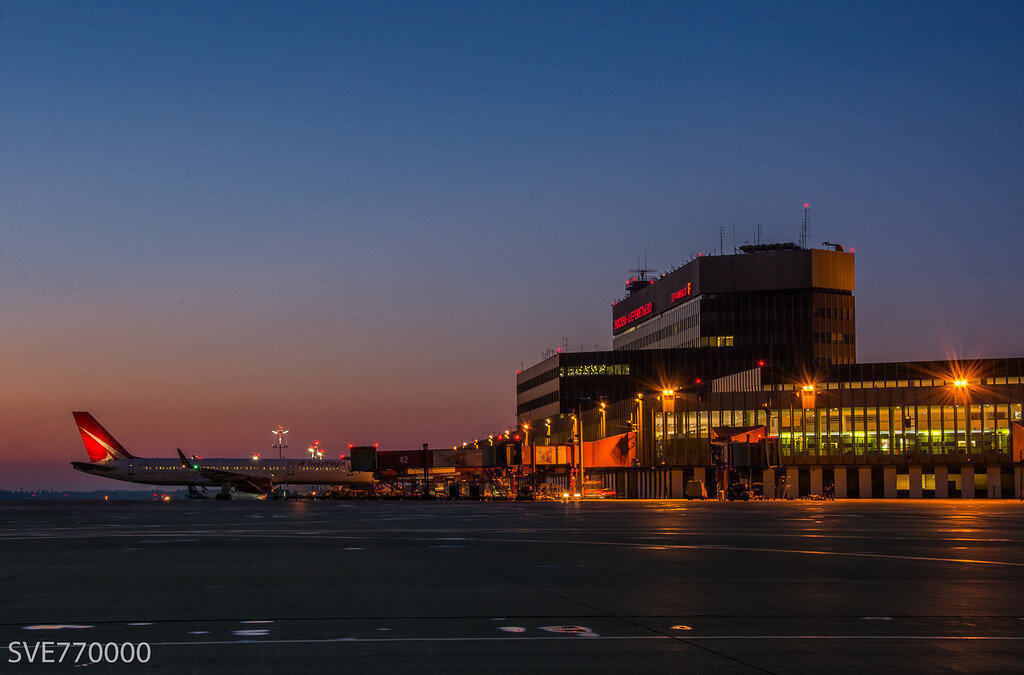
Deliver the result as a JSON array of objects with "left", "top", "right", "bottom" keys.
[{"left": 757, "top": 360, "right": 766, "bottom": 368}]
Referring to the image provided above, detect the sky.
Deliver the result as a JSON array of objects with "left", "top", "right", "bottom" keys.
[{"left": 2, "top": 1, "right": 1023, "bottom": 488}]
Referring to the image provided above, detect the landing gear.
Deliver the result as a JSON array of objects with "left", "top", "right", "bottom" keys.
[{"left": 215, "top": 492, "right": 232, "bottom": 500}]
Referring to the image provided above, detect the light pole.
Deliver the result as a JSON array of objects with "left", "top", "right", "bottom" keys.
[
  {"left": 658, "top": 389, "right": 676, "bottom": 466},
  {"left": 577, "top": 407, "right": 585, "bottom": 496},
  {"left": 570, "top": 411, "right": 581, "bottom": 499},
  {"left": 634, "top": 394, "right": 644, "bottom": 465},
  {"left": 599, "top": 402, "right": 607, "bottom": 440},
  {"left": 272, "top": 425, "right": 289, "bottom": 459}
]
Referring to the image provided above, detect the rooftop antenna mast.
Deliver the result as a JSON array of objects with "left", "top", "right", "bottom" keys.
[
  {"left": 800, "top": 203, "right": 809, "bottom": 248},
  {"left": 624, "top": 253, "right": 657, "bottom": 295},
  {"left": 720, "top": 226, "right": 725, "bottom": 255}
]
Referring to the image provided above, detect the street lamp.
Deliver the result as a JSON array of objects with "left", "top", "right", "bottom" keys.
[
  {"left": 634, "top": 394, "right": 644, "bottom": 466},
  {"left": 658, "top": 389, "right": 676, "bottom": 466},
  {"left": 599, "top": 402, "right": 607, "bottom": 439},
  {"left": 570, "top": 411, "right": 582, "bottom": 499},
  {"left": 272, "top": 426, "right": 289, "bottom": 459}
]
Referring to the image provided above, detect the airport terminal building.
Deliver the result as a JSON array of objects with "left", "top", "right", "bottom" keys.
[{"left": 515, "top": 244, "right": 1024, "bottom": 499}]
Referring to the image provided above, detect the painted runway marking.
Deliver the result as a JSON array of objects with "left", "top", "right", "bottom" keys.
[
  {"left": 152, "top": 635, "right": 670, "bottom": 646},
  {"left": 22, "top": 625, "right": 94, "bottom": 630},
  {"left": 144, "top": 634, "right": 1024, "bottom": 648}
]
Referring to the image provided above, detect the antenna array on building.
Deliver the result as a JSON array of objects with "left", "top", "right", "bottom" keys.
[{"left": 800, "top": 203, "right": 809, "bottom": 249}]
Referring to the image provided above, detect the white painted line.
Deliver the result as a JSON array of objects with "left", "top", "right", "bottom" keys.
[
  {"left": 145, "top": 634, "right": 1024, "bottom": 647},
  {"left": 150, "top": 635, "right": 671, "bottom": 646}
]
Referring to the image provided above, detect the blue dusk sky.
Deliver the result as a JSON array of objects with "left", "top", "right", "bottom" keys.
[{"left": 1, "top": 1, "right": 1022, "bottom": 488}]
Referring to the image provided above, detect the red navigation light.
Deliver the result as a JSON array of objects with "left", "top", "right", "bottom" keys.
[
  {"left": 757, "top": 360, "right": 766, "bottom": 368},
  {"left": 556, "top": 347, "right": 562, "bottom": 353},
  {"left": 694, "top": 378, "right": 702, "bottom": 385},
  {"left": 516, "top": 369, "right": 521, "bottom": 374},
  {"left": 373, "top": 442, "right": 379, "bottom": 449},
  {"left": 804, "top": 203, "right": 809, "bottom": 208},
  {"left": 850, "top": 247, "right": 855, "bottom": 253},
  {"left": 348, "top": 443, "right": 354, "bottom": 449}
]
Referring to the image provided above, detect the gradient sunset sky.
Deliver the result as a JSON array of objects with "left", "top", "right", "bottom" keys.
[{"left": 3, "top": 1, "right": 1023, "bottom": 488}]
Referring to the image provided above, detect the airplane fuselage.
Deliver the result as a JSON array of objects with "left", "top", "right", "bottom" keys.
[{"left": 72, "top": 457, "right": 375, "bottom": 489}]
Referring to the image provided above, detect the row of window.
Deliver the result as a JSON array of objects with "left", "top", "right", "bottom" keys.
[
  {"left": 813, "top": 332, "right": 854, "bottom": 344},
  {"left": 699, "top": 336, "right": 734, "bottom": 347},
  {"left": 516, "top": 368, "right": 559, "bottom": 394},
  {"left": 766, "top": 376, "right": 1024, "bottom": 391},
  {"left": 647, "top": 403, "right": 1022, "bottom": 455},
  {"left": 516, "top": 391, "right": 559, "bottom": 415},
  {"left": 813, "top": 307, "right": 854, "bottom": 320}
]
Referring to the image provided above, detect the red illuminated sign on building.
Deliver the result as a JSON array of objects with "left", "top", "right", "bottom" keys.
[
  {"left": 670, "top": 282, "right": 692, "bottom": 302},
  {"left": 613, "top": 302, "right": 653, "bottom": 330}
]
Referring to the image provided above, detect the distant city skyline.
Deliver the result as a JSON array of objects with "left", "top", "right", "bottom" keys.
[{"left": 3, "top": 1, "right": 1022, "bottom": 488}]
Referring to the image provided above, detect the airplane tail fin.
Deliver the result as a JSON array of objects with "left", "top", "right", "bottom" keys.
[{"left": 72, "top": 412, "right": 137, "bottom": 462}]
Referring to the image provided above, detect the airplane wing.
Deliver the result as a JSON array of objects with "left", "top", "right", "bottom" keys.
[{"left": 176, "top": 449, "right": 272, "bottom": 494}]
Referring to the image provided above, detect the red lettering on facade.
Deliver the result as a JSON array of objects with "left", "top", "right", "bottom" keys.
[
  {"left": 670, "top": 282, "right": 693, "bottom": 302},
  {"left": 613, "top": 302, "right": 653, "bottom": 330}
]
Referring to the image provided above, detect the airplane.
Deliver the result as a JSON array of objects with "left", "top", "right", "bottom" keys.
[{"left": 70, "top": 411, "right": 376, "bottom": 499}]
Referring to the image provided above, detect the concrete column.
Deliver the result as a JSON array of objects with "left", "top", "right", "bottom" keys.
[
  {"left": 987, "top": 467, "right": 1001, "bottom": 499},
  {"left": 961, "top": 465, "right": 975, "bottom": 499},
  {"left": 786, "top": 468, "right": 800, "bottom": 499},
  {"left": 909, "top": 466, "right": 923, "bottom": 499},
  {"left": 934, "top": 466, "right": 948, "bottom": 499},
  {"left": 883, "top": 466, "right": 897, "bottom": 499},
  {"left": 834, "top": 467, "right": 847, "bottom": 499},
  {"left": 763, "top": 468, "right": 776, "bottom": 499},
  {"left": 810, "top": 468, "right": 823, "bottom": 498},
  {"left": 859, "top": 467, "right": 872, "bottom": 499}
]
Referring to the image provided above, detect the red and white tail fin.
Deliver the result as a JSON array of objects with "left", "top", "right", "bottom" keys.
[{"left": 72, "top": 412, "right": 137, "bottom": 462}]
